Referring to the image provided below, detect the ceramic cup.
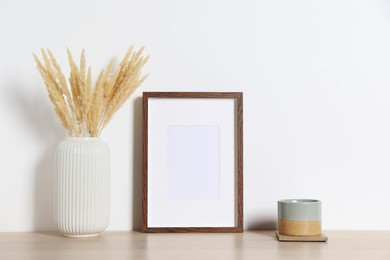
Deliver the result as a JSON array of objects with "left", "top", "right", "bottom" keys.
[{"left": 278, "top": 199, "right": 321, "bottom": 236}]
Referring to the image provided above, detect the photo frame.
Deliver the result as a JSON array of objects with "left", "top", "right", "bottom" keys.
[{"left": 142, "top": 92, "right": 243, "bottom": 232}]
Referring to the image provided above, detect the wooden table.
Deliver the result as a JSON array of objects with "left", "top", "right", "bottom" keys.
[{"left": 1, "top": 231, "right": 389, "bottom": 260}]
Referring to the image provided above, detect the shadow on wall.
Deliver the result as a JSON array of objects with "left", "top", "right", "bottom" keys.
[
  {"left": 132, "top": 97, "right": 143, "bottom": 231},
  {"left": 246, "top": 217, "right": 277, "bottom": 230},
  {"left": 6, "top": 83, "right": 65, "bottom": 231},
  {"left": 129, "top": 96, "right": 277, "bottom": 232}
]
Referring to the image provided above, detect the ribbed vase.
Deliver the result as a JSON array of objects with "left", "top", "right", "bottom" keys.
[{"left": 54, "top": 137, "right": 110, "bottom": 238}]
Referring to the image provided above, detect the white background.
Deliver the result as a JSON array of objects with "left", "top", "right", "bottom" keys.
[{"left": 1, "top": 0, "right": 390, "bottom": 231}]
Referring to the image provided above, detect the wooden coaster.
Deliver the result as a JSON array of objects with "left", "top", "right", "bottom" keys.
[{"left": 275, "top": 231, "right": 328, "bottom": 242}]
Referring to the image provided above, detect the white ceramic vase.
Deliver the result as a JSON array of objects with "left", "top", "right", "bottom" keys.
[{"left": 54, "top": 137, "right": 110, "bottom": 237}]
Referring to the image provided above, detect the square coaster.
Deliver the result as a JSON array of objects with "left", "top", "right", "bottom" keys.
[{"left": 275, "top": 231, "right": 328, "bottom": 242}]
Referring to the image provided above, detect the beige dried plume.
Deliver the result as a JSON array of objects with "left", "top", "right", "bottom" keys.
[{"left": 34, "top": 47, "right": 149, "bottom": 137}]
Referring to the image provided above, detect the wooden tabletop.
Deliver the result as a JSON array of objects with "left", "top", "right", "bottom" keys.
[{"left": 0, "top": 231, "right": 389, "bottom": 260}]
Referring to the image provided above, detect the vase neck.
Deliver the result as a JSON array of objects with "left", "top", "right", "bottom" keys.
[{"left": 66, "top": 137, "right": 101, "bottom": 141}]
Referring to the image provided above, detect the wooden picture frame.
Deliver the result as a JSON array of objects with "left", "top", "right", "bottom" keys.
[{"left": 142, "top": 92, "right": 243, "bottom": 232}]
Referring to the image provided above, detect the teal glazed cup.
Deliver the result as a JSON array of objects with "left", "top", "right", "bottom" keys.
[{"left": 278, "top": 199, "right": 322, "bottom": 236}]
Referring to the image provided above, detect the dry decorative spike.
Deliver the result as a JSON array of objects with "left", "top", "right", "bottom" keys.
[{"left": 33, "top": 47, "right": 149, "bottom": 137}]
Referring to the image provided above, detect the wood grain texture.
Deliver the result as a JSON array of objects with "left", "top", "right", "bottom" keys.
[
  {"left": 142, "top": 92, "right": 243, "bottom": 233},
  {"left": 144, "top": 227, "right": 243, "bottom": 233},
  {"left": 1, "top": 231, "right": 390, "bottom": 260},
  {"left": 142, "top": 94, "right": 149, "bottom": 232},
  {"left": 143, "top": 92, "right": 242, "bottom": 99},
  {"left": 236, "top": 93, "right": 243, "bottom": 232}
]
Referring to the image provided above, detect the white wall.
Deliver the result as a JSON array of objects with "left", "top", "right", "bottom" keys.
[{"left": 1, "top": 0, "right": 390, "bottom": 231}]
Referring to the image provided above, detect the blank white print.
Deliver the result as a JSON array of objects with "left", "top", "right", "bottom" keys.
[{"left": 167, "top": 126, "right": 220, "bottom": 200}]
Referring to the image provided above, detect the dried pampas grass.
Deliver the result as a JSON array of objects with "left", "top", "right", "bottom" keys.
[{"left": 33, "top": 47, "right": 149, "bottom": 137}]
